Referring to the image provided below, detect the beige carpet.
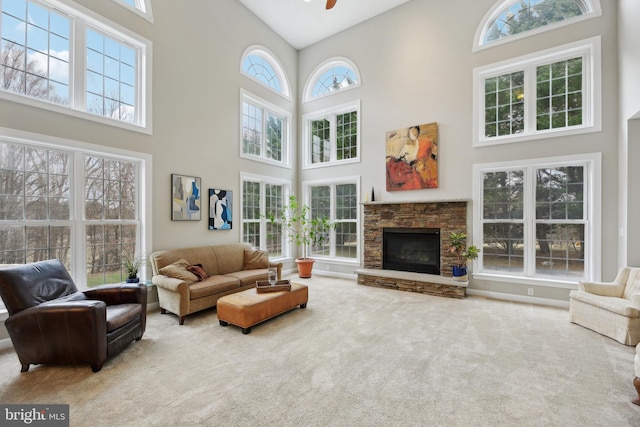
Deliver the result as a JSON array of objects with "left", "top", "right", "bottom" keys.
[{"left": 0, "top": 275, "right": 639, "bottom": 426}]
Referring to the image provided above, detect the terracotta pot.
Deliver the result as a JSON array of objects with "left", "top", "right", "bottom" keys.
[{"left": 295, "top": 258, "right": 315, "bottom": 278}]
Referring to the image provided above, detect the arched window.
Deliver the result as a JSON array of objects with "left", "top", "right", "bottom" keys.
[
  {"left": 112, "top": 0, "right": 153, "bottom": 22},
  {"left": 474, "top": 0, "right": 601, "bottom": 51},
  {"left": 304, "top": 58, "right": 360, "bottom": 102},
  {"left": 241, "top": 46, "right": 290, "bottom": 99}
]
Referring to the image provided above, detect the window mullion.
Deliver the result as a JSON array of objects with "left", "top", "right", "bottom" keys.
[
  {"left": 72, "top": 152, "right": 86, "bottom": 285},
  {"left": 524, "top": 65, "right": 537, "bottom": 135},
  {"left": 72, "top": 19, "right": 86, "bottom": 111},
  {"left": 524, "top": 166, "right": 537, "bottom": 277}
]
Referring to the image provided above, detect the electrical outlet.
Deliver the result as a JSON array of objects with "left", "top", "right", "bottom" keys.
[{"left": 527, "top": 288, "right": 534, "bottom": 296}]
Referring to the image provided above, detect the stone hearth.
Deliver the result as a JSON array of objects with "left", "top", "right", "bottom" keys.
[{"left": 357, "top": 200, "right": 469, "bottom": 298}]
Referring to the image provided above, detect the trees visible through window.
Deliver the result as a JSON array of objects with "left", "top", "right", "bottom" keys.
[
  {"left": 0, "top": 138, "right": 146, "bottom": 301},
  {"left": 241, "top": 175, "right": 288, "bottom": 258},
  {"left": 1, "top": 0, "right": 70, "bottom": 105},
  {"left": 474, "top": 37, "right": 599, "bottom": 146},
  {"left": 305, "top": 101, "right": 360, "bottom": 168},
  {"left": 308, "top": 181, "right": 358, "bottom": 260},
  {"left": 0, "top": 0, "right": 150, "bottom": 131},
  {"left": 0, "top": 142, "right": 71, "bottom": 266},
  {"left": 86, "top": 29, "right": 137, "bottom": 123},
  {"left": 304, "top": 58, "right": 360, "bottom": 102},
  {"left": 476, "top": 155, "right": 598, "bottom": 282},
  {"left": 476, "top": 0, "right": 601, "bottom": 50},
  {"left": 241, "top": 91, "right": 289, "bottom": 166}
]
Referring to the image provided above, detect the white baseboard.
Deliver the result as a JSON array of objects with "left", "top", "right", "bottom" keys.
[
  {"left": 0, "top": 337, "right": 13, "bottom": 352},
  {"left": 466, "top": 289, "right": 570, "bottom": 308}
]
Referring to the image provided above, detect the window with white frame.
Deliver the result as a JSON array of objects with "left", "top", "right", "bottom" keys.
[
  {"left": 303, "top": 57, "right": 360, "bottom": 102},
  {"left": 240, "top": 46, "right": 290, "bottom": 99},
  {"left": 241, "top": 173, "right": 290, "bottom": 258},
  {"left": 473, "top": 153, "right": 601, "bottom": 285},
  {"left": 306, "top": 179, "right": 359, "bottom": 261},
  {"left": 112, "top": 0, "right": 153, "bottom": 22},
  {"left": 303, "top": 101, "right": 360, "bottom": 168},
  {"left": 0, "top": 0, "right": 152, "bottom": 132},
  {"left": 474, "top": 0, "right": 601, "bottom": 51},
  {"left": 473, "top": 37, "right": 600, "bottom": 146},
  {"left": 0, "top": 131, "right": 149, "bottom": 313},
  {"left": 241, "top": 90, "right": 290, "bottom": 167}
]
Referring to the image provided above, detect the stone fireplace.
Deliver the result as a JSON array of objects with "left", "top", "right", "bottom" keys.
[{"left": 356, "top": 200, "right": 469, "bottom": 298}]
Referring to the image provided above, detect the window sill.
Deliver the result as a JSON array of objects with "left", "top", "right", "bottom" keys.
[{"left": 472, "top": 272, "right": 579, "bottom": 290}]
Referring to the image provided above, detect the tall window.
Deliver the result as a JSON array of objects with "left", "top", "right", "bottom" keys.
[
  {"left": 473, "top": 154, "right": 600, "bottom": 284},
  {"left": 241, "top": 174, "right": 289, "bottom": 258},
  {"left": 475, "top": 0, "right": 602, "bottom": 51},
  {"left": 84, "top": 155, "right": 139, "bottom": 286},
  {"left": 0, "top": 130, "right": 149, "bottom": 305},
  {"left": 0, "top": 0, "right": 151, "bottom": 132},
  {"left": 307, "top": 179, "right": 359, "bottom": 261},
  {"left": 303, "top": 101, "right": 360, "bottom": 168},
  {"left": 0, "top": 142, "right": 71, "bottom": 266},
  {"left": 240, "top": 46, "right": 290, "bottom": 99},
  {"left": 303, "top": 57, "right": 360, "bottom": 102},
  {"left": 474, "top": 37, "right": 600, "bottom": 146},
  {"left": 86, "top": 29, "right": 137, "bottom": 123},
  {"left": 241, "top": 90, "right": 290, "bottom": 167}
]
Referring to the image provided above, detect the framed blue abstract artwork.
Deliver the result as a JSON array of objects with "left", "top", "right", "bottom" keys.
[
  {"left": 209, "top": 189, "right": 232, "bottom": 230},
  {"left": 171, "top": 174, "right": 201, "bottom": 221}
]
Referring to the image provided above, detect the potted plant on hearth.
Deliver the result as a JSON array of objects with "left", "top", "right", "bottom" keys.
[
  {"left": 446, "top": 232, "right": 480, "bottom": 282},
  {"left": 120, "top": 251, "right": 146, "bottom": 283},
  {"left": 268, "top": 194, "right": 333, "bottom": 278}
]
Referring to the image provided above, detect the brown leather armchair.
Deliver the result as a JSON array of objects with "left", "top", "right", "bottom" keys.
[{"left": 0, "top": 259, "right": 147, "bottom": 372}]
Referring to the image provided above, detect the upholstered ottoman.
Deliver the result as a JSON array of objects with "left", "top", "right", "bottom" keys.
[{"left": 217, "top": 282, "right": 308, "bottom": 334}]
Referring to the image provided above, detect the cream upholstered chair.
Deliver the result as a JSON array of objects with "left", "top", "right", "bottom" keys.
[{"left": 569, "top": 267, "right": 640, "bottom": 346}]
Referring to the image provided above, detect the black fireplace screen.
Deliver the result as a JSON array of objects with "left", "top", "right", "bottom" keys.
[{"left": 382, "top": 228, "right": 440, "bottom": 274}]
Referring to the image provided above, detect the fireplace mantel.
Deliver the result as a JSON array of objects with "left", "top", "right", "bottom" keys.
[{"left": 361, "top": 198, "right": 470, "bottom": 206}]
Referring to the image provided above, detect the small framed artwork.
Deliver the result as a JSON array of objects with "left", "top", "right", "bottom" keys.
[
  {"left": 209, "top": 189, "right": 232, "bottom": 230},
  {"left": 171, "top": 174, "right": 201, "bottom": 221}
]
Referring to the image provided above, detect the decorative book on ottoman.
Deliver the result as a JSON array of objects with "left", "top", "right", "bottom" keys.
[{"left": 256, "top": 279, "right": 291, "bottom": 293}]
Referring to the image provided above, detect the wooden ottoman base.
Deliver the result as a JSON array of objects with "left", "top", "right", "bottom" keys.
[{"left": 217, "top": 282, "right": 308, "bottom": 334}]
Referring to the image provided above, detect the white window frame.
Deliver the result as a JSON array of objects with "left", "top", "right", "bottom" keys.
[
  {"left": 240, "top": 90, "right": 291, "bottom": 168},
  {"left": 0, "top": 0, "right": 153, "bottom": 134},
  {"left": 473, "top": 37, "right": 601, "bottom": 147},
  {"left": 0, "top": 126, "right": 152, "bottom": 313},
  {"left": 472, "top": 153, "right": 601, "bottom": 289},
  {"left": 473, "top": 0, "right": 602, "bottom": 52},
  {"left": 303, "top": 176, "right": 361, "bottom": 265},
  {"left": 302, "top": 100, "right": 361, "bottom": 169},
  {"left": 240, "top": 172, "right": 291, "bottom": 260},
  {"left": 111, "top": 0, "right": 154, "bottom": 23},
  {"left": 240, "top": 45, "right": 291, "bottom": 100},
  {"left": 303, "top": 57, "right": 361, "bottom": 103}
]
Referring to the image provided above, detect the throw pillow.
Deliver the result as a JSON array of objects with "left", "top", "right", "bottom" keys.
[
  {"left": 243, "top": 249, "right": 270, "bottom": 270},
  {"left": 187, "top": 263, "right": 209, "bottom": 281},
  {"left": 159, "top": 259, "right": 198, "bottom": 282}
]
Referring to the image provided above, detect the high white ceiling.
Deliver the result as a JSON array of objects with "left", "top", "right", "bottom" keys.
[{"left": 237, "top": 0, "right": 413, "bottom": 50}]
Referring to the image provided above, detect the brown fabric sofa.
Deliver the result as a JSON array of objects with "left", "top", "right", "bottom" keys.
[{"left": 150, "top": 243, "right": 282, "bottom": 325}]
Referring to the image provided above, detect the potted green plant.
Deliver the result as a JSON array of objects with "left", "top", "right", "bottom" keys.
[
  {"left": 121, "top": 251, "right": 146, "bottom": 283},
  {"left": 446, "top": 232, "right": 480, "bottom": 282},
  {"left": 269, "top": 194, "right": 333, "bottom": 278}
]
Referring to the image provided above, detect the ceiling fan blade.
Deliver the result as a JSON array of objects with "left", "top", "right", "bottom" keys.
[{"left": 326, "top": 0, "right": 337, "bottom": 10}]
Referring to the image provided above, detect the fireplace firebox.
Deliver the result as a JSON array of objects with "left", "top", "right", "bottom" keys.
[{"left": 383, "top": 228, "right": 440, "bottom": 275}]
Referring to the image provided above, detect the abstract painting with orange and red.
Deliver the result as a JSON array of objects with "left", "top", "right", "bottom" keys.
[{"left": 385, "top": 122, "right": 438, "bottom": 191}]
